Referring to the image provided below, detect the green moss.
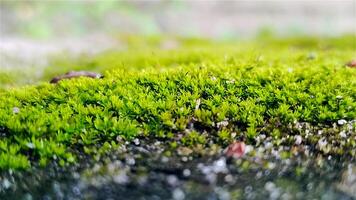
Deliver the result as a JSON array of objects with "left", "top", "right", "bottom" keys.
[{"left": 0, "top": 36, "right": 355, "bottom": 169}]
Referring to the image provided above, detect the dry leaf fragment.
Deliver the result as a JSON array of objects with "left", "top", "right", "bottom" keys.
[
  {"left": 50, "top": 71, "right": 103, "bottom": 84},
  {"left": 225, "top": 141, "right": 246, "bottom": 158},
  {"left": 346, "top": 60, "right": 356, "bottom": 68}
]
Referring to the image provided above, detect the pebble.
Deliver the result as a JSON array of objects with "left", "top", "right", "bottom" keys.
[
  {"left": 264, "top": 181, "right": 275, "bottom": 192},
  {"left": 224, "top": 174, "right": 234, "bottom": 183},
  {"left": 113, "top": 172, "right": 129, "bottom": 184},
  {"left": 125, "top": 157, "right": 135, "bottom": 165},
  {"left": 172, "top": 188, "right": 185, "bottom": 200},
  {"left": 338, "top": 119, "right": 347, "bottom": 125},
  {"left": 2, "top": 178, "right": 11, "bottom": 189},
  {"left": 161, "top": 156, "right": 169, "bottom": 163},
  {"left": 294, "top": 135, "right": 302, "bottom": 145},
  {"left": 339, "top": 131, "right": 347, "bottom": 138},
  {"left": 181, "top": 157, "right": 188, "bottom": 162},
  {"left": 216, "top": 121, "right": 229, "bottom": 128},
  {"left": 213, "top": 157, "right": 228, "bottom": 173},
  {"left": 133, "top": 138, "right": 140, "bottom": 145},
  {"left": 265, "top": 142, "right": 273, "bottom": 150},
  {"left": 183, "top": 169, "right": 191, "bottom": 177},
  {"left": 12, "top": 107, "right": 20, "bottom": 114},
  {"left": 206, "top": 173, "right": 217, "bottom": 184},
  {"left": 166, "top": 175, "right": 179, "bottom": 186},
  {"left": 215, "top": 188, "right": 230, "bottom": 200}
]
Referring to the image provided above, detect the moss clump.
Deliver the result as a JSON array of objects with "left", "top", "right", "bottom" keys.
[{"left": 0, "top": 36, "right": 355, "bottom": 170}]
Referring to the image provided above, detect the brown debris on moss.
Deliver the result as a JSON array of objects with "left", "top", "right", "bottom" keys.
[
  {"left": 50, "top": 71, "right": 103, "bottom": 84},
  {"left": 346, "top": 60, "right": 356, "bottom": 68}
]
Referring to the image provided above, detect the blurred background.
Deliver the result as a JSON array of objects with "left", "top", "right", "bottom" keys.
[{"left": 0, "top": 0, "right": 355, "bottom": 71}]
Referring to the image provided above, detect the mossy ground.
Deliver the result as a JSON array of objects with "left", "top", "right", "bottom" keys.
[{"left": 0, "top": 35, "right": 355, "bottom": 170}]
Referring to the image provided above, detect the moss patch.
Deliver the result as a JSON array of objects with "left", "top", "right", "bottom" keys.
[{"left": 0, "top": 36, "right": 355, "bottom": 170}]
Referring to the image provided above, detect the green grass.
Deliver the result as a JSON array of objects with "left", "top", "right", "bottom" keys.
[{"left": 0, "top": 35, "right": 355, "bottom": 170}]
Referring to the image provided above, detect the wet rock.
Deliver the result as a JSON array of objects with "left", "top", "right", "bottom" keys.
[{"left": 50, "top": 71, "right": 103, "bottom": 84}]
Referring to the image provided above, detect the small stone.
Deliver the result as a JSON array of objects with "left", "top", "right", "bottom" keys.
[
  {"left": 181, "top": 156, "right": 188, "bottom": 162},
  {"left": 166, "top": 175, "right": 179, "bottom": 186},
  {"left": 264, "top": 181, "right": 276, "bottom": 192},
  {"left": 216, "top": 121, "right": 229, "bottom": 128},
  {"left": 172, "top": 188, "right": 185, "bottom": 200},
  {"left": 265, "top": 142, "right": 273, "bottom": 150},
  {"left": 161, "top": 156, "right": 169, "bottom": 163},
  {"left": 339, "top": 131, "right": 347, "bottom": 138},
  {"left": 244, "top": 145, "right": 254, "bottom": 154},
  {"left": 125, "top": 157, "right": 135, "bottom": 165},
  {"left": 113, "top": 172, "right": 129, "bottom": 184},
  {"left": 224, "top": 174, "right": 234, "bottom": 183},
  {"left": 2, "top": 178, "right": 11, "bottom": 189},
  {"left": 183, "top": 169, "right": 191, "bottom": 177},
  {"left": 116, "top": 136, "right": 124, "bottom": 142},
  {"left": 213, "top": 157, "right": 228, "bottom": 173},
  {"left": 133, "top": 138, "right": 140, "bottom": 145},
  {"left": 294, "top": 135, "right": 302, "bottom": 145},
  {"left": 338, "top": 119, "right": 347, "bottom": 125},
  {"left": 206, "top": 173, "right": 217, "bottom": 184},
  {"left": 12, "top": 107, "right": 20, "bottom": 114}
]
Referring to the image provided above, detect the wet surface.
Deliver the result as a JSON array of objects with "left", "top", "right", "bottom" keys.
[{"left": 1, "top": 139, "right": 355, "bottom": 200}]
